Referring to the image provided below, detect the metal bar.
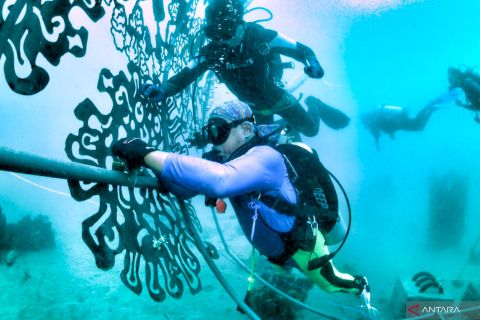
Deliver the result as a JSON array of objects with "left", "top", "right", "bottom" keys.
[
  {"left": 0, "top": 146, "right": 159, "bottom": 189},
  {"left": 0, "top": 145, "right": 259, "bottom": 317}
]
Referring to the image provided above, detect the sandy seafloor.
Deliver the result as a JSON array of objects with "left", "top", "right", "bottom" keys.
[{"left": 1, "top": 192, "right": 478, "bottom": 320}]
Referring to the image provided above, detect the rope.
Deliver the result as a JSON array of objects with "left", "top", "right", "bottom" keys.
[
  {"left": 8, "top": 172, "right": 99, "bottom": 206},
  {"left": 247, "top": 247, "right": 256, "bottom": 292}
]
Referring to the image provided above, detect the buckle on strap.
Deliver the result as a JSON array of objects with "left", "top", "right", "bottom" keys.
[
  {"left": 248, "top": 195, "right": 261, "bottom": 241},
  {"left": 307, "top": 215, "right": 318, "bottom": 237}
]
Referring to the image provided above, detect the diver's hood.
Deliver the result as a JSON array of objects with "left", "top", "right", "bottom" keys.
[
  {"left": 205, "top": 0, "right": 244, "bottom": 22},
  {"left": 205, "top": 0, "right": 244, "bottom": 40}
]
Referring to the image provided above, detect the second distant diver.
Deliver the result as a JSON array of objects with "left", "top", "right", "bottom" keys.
[
  {"left": 361, "top": 104, "right": 439, "bottom": 149},
  {"left": 447, "top": 65, "right": 480, "bottom": 123},
  {"left": 140, "top": 0, "right": 349, "bottom": 138}
]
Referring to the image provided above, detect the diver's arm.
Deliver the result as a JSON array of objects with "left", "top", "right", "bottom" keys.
[
  {"left": 145, "top": 151, "right": 169, "bottom": 171},
  {"left": 269, "top": 33, "right": 324, "bottom": 78},
  {"left": 144, "top": 150, "right": 201, "bottom": 199},
  {"left": 269, "top": 33, "right": 312, "bottom": 62},
  {"left": 162, "top": 58, "right": 209, "bottom": 97},
  {"left": 156, "top": 146, "right": 285, "bottom": 199}
]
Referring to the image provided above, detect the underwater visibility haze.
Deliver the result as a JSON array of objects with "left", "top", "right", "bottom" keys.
[{"left": 0, "top": 0, "right": 479, "bottom": 319}]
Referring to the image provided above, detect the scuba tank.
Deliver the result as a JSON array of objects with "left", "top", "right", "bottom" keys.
[
  {"left": 379, "top": 105, "right": 408, "bottom": 120},
  {"left": 324, "top": 211, "right": 347, "bottom": 245}
]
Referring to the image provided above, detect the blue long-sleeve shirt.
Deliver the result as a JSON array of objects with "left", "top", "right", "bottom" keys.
[{"left": 160, "top": 145, "right": 297, "bottom": 257}]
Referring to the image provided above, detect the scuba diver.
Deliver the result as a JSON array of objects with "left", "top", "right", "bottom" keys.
[
  {"left": 361, "top": 104, "right": 439, "bottom": 150},
  {"left": 111, "top": 100, "right": 370, "bottom": 304},
  {"left": 447, "top": 65, "right": 480, "bottom": 123},
  {"left": 140, "top": 0, "right": 349, "bottom": 138}
]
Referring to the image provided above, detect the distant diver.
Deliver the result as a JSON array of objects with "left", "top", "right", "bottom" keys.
[
  {"left": 361, "top": 104, "right": 439, "bottom": 149},
  {"left": 112, "top": 100, "right": 370, "bottom": 305},
  {"left": 447, "top": 65, "right": 480, "bottom": 123},
  {"left": 140, "top": 0, "right": 349, "bottom": 138}
]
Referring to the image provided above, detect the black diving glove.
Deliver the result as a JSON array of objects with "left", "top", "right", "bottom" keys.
[
  {"left": 140, "top": 82, "right": 166, "bottom": 102},
  {"left": 111, "top": 138, "right": 157, "bottom": 170},
  {"left": 304, "top": 59, "right": 324, "bottom": 79}
]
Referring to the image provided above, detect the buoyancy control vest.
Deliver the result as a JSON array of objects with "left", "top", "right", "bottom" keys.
[
  {"left": 257, "top": 142, "right": 344, "bottom": 257},
  {"left": 203, "top": 129, "right": 350, "bottom": 268},
  {"left": 263, "top": 142, "right": 339, "bottom": 233},
  {"left": 270, "top": 142, "right": 351, "bottom": 270},
  {"left": 223, "top": 135, "right": 342, "bottom": 250}
]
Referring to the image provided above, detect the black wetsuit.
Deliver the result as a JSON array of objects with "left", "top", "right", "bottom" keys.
[
  {"left": 162, "top": 23, "right": 322, "bottom": 136},
  {"left": 459, "top": 73, "right": 480, "bottom": 112}
]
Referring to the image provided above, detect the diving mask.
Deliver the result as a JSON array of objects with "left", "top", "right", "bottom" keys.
[{"left": 202, "top": 117, "right": 252, "bottom": 145}]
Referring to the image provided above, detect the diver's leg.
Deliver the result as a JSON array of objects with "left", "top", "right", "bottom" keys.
[
  {"left": 408, "top": 105, "right": 439, "bottom": 131},
  {"left": 276, "top": 93, "right": 320, "bottom": 137},
  {"left": 292, "top": 232, "right": 365, "bottom": 293},
  {"left": 253, "top": 113, "right": 275, "bottom": 125},
  {"left": 304, "top": 96, "right": 350, "bottom": 130}
]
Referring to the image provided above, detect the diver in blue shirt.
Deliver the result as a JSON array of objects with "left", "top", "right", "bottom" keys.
[
  {"left": 140, "top": 0, "right": 351, "bottom": 137},
  {"left": 112, "top": 100, "right": 369, "bottom": 300}
]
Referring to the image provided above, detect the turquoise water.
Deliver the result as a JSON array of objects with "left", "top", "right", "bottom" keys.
[
  {"left": 343, "top": 1, "right": 480, "bottom": 318},
  {"left": 1, "top": 0, "right": 479, "bottom": 319}
]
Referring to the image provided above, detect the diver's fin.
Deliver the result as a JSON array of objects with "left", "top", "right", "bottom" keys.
[
  {"left": 356, "top": 276, "right": 382, "bottom": 319},
  {"left": 305, "top": 96, "right": 350, "bottom": 130}
]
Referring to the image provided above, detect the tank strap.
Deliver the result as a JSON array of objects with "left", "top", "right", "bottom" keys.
[{"left": 257, "top": 193, "right": 296, "bottom": 214}]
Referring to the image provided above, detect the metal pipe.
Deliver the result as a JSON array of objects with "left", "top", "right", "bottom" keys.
[
  {"left": 0, "top": 145, "right": 259, "bottom": 318},
  {"left": 0, "top": 146, "right": 159, "bottom": 189}
]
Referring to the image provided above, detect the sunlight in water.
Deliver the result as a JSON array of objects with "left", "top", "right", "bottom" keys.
[{"left": 340, "top": 0, "right": 422, "bottom": 14}]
